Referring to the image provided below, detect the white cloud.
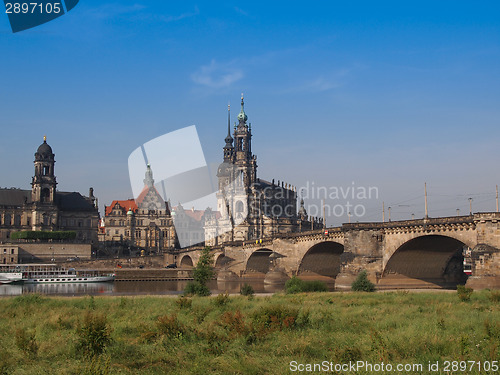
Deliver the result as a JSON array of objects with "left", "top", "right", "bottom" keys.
[
  {"left": 234, "top": 7, "right": 248, "bottom": 16},
  {"left": 191, "top": 60, "right": 244, "bottom": 89},
  {"left": 159, "top": 6, "right": 199, "bottom": 23},
  {"left": 86, "top": 3, "right": 146, "bottom": 19}
]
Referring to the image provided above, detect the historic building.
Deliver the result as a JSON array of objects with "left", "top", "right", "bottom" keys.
[
  {"left": 204, "top": 95, "right": 322, "bottom": 245},
  {"left": 102, "top": 96, "right": 322, "bottom": 251},
  {"left": 102, "top": 164, "right": 177, "bottom": 255},
  {"left": 0, "top": 137, "right": 99, "bottom": 257}
]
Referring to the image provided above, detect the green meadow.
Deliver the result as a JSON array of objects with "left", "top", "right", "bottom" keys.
[{"left": 0, "top": 291, "right": 498, "bottom": 374}]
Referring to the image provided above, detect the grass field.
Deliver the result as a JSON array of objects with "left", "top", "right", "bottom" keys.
[{"left": 0, "top": 291, "right": 498, "bottom": 374}]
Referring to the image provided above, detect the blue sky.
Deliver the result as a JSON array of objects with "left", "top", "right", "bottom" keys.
[{"left": 1, "top": 1, "right": 499, "bottom": 225}]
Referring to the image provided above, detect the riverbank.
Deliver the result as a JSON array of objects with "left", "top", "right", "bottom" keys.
[{"left": 0, "top": 291, "right": 498, "bottom": 374}]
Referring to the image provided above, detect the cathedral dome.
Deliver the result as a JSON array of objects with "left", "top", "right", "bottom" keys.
[
  {"left": 237, "top": 110, "right": 247, "bottom": 122},
  {"left": 35, "top": 137, "right": 54, "bottom": 159},
  {"left": 217, "top": 162, "right": 233, "bottom": 177}
]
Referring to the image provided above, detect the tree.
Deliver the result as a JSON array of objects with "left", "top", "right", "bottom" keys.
[
  {"left": 351, "top": 270, "right": 376, "bottom": 292},
  {"left": 184, "top": 247, "right": 215, "bottom": 296}
]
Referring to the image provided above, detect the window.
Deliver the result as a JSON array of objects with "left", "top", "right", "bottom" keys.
[
  {"left": 14, "top": 215, "right": 21, "bottom": 226},
  {"left": 115, "top": 230, "right": 119, "bottom": 235},
  {"left": 41, "top": 188, "right": 50, "bottom": 203},
  {"left": 3, "top": 249, "right": 6, "bottom": 254},
  {"left": 4, "top": 214, "right": 11, "bottom": 226},
  {"left": 235, "top": 201, "right": 244, "bottom": 213},
  {"left": 11, "top": 249, "right": 14, "bottom": 254}
]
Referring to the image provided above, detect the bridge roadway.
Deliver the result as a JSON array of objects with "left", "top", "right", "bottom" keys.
[{"left": 171, "top": 213, "right": 500, "bottom": 290}]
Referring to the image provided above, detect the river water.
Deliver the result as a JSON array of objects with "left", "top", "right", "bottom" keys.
[
  {"left": 0, "top": 278, "right": 337, "bottom": 297},
  {"left": 0, "top": 279, "right": 292, "bottom": 297}
]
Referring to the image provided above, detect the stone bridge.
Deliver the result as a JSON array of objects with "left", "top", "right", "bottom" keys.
[{"left": 172, "top": 213, "right": 500, "bottom": 290}]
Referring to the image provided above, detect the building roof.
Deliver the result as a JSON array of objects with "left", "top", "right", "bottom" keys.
[
  {"left": 36, "top": 140, "right": 53, "bottom": 156},
  {"left": 135, "top": 185, "right": 161, "bottom": 205},
  {"left": 0, "top": 189, "right": 31, "bottom": 206},
  {"left": 0, "top": 188, "right": 95, "bottom": 212},
  {"left": 56, "top": 192, "right": 96, "bottom": 212},
  {"left": 105, "top": 199, "right": 138, "bottom": 216}
]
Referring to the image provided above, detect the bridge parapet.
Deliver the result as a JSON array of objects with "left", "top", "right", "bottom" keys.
[{"left": 343, "top": 215, "right": 474, "bottom": 231}]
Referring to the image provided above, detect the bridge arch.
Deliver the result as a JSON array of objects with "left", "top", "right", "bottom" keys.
[
  {"left": 245, "top": 248, "right": 273, "bottom": 274},
  {"left": 381, "top": 234, "right": 468, "bottom": 288},
  {"left": 298, "top": 241, "right": 344, "bottom": 278},
  {"left": 214, "top": 253, "right": 231, "bottom": 268},
  {"left": 180, "top": 255, "right": 194, "bottom": 268}
]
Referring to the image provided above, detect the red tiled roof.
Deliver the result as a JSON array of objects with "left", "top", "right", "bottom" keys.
[
  {"left": 136, "top": 185, "right": 164, "bottom": 205},
  {"left": 105, "top": 199, "right": 137, "bottom": 216}
]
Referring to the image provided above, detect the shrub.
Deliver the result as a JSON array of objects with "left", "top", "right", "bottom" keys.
[
  {"left": 219, "top": 310, "right": 248, "bottom": 337},
  {"left": 214, "top": 293, "right": 230, "bottom": 306},
  {"left": 15, "top": 328, "right": 38, "bottom": 358},
  {"left": 10, "top": 230, "right": 76, "bottom": 241},
  {"left": 184, "top": 281, "right": 210, "bottom": 297},
  {"left": 184, "top": 247, "right": 215, "bottom": 296},
  {"left": 285, "top": 276, "right": 328, "bottom": 294},
  {"left": 252, "top": 305, "right": 302, "bottom": 334},
  {"left": 176, "top": 296, "right": 192, "bottom": 309},
  {"left": 76, "top": 312, "right": 112, "bottom": 357},
  {"left": 351, "top": 270, "right": 376, "bottom": 292},
  {"left": 488, "top": 290, "right": 500, "bottom": 302},
  {"left": 240, "top": 283, "right": 255, "bottom": 297},
  {"left": 156, "top": 313, "right": 185, "bottom": 338},
  {"left": 80, "top": 355, "right": 111, "bottom": 375},
  {"left": 457, "top": 285, "right": 473, "bottom": 302}
]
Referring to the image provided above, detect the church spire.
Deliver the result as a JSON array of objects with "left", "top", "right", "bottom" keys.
[
  {"left": 237, "top": 93, "right": 247, "bottom": 125},
  {"left": 223, "top": 102, "right": 234, "bottom": 162},
  {"left": 144, "top": 164, "right": 155, "bottom": 188},
  {"left": 225, "top": 102, "right": 233, "bottom": 146}
]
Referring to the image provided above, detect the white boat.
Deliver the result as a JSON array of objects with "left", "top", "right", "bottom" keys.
[
  {"left": 0, "top": 265, "right": 24, "bottom": 284},
  {"left": 3, "top": 264, "right": 115, "bottom": 284}
]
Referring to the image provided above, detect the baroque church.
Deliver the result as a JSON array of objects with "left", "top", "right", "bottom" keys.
[
  {"left": 204, "top": 95, "right": 322, "bottom": 245},
  {"left": 0, "top": 137, "right": 99, "bottom": 246},
  {"left": 102, "top": 96, "right": 322, "bottom": 252}
]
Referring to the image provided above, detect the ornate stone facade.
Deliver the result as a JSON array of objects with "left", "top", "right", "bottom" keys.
[
  {"left": 0, "top": 137, "right": 99, "bottom": 250},
  {"left": 102, "top": 165, "right": 176, "bottom": 255},
  {"left": 205, "top": 96, "right": 322, "bottom": 245}
]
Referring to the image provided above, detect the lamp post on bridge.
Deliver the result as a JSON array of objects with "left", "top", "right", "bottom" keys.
[
  {"left": 469, "top": 198, "right": 473, "bottom": 216},
  {"left": 457, "top": 209, "right": 460, "bottom": 217}
]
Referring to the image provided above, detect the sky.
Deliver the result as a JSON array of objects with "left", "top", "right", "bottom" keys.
[{"left": 0, "top": 1, "right": 499, "bottom": 226}]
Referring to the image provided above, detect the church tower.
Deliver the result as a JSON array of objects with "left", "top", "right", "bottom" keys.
[
  {"left": 31, "top": 136, "right": 57, "bottom": 204},
  {"left": 223, "top": 103, "right": 234, "bottom": 163},
  {"left": 233, "top": 94, "right": 257, "bottom": 189}
]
